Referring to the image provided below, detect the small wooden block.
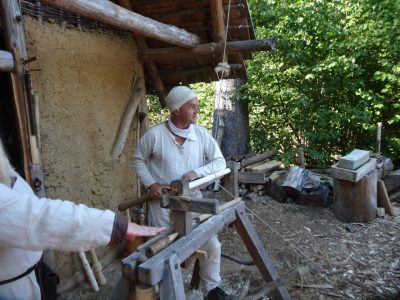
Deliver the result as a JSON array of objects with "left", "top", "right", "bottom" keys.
[{"left": 377, "top": 207, "right": 385, "bottom": 217}]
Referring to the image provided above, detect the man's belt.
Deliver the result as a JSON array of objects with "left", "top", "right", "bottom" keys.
[{"left": 0, "top": 264, "right": 37, "bottom": 285}]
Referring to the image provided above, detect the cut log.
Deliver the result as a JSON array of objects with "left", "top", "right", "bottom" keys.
[
  {"left": 336, "top": 149, "right": 370, "bottom": 170},
  {"left": 42, "top": 0, "right": 199, "bottom": 48},
  {"left": 330, "top": 158, "right": 376, "bottom": 182},
  {"left": 333, "top": 170, "right": 377, "bottom": 223},
  {"left": 143, "top": 39, "right": 276, "bottom": 61},
  {"left": 281, "top": 166, "right": 309, "bottom": 197},
  {"left": 377, "top": 180, "right": 394, "bottom": 216},
  {"left": 264, "top": 182, "right": 288, "bottom": 203},
  {"left": 241, "top": 150, "right": 277, "bottom": 167},
  {"left": 0, "top": 50, "right": 14, "bottom": 71}
]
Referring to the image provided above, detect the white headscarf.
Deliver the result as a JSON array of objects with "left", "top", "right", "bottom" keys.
[{"left": 165, "top": 86, "right": 197, "bottom": 112}]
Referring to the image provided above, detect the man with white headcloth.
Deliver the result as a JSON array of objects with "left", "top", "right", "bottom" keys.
[
  {"left": 0, "top": 139, "right": 165, "bottom": 299},
  {"left": 133, "top": 85, "right": 235, "bottom": 300}
]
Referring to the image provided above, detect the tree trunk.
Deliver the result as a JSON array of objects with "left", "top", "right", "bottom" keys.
[{"left": 213, "top": 78, "right": 249, "bottom": 160}]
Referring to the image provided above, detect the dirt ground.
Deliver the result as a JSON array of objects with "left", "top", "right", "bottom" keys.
[{"left": 59, "top": 193, "right": 400, "bottom": 300}]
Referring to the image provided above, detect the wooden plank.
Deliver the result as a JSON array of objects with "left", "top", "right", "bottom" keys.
[
  {"left": 0, "top": 49, "right": 14, "bottom": 71},
  {"left": 336, "top": 149, "right": 370, "bottom": 170},
  {"left": 377, "top": 180, "right": 395, "bottom": 216},
  {"left": 158, "top": 254, "right": 185, "bottom": 300},
  {"left": 42, "top": 0, "right": 199, "bottom": 48},
  {"left": 246, "top": 160, "right": 282, "bottom": 173},
  {"left": 330, "top": 158, "right": 376, "bottom": 182},
  {"left": 138, "top": 202, "right": 241, "bottom": 285},
  {"left": 238, "top": 171, "right": 267, "bottom": 184},
  {"left": 233, "top": 206, "right": 291, "bottom": 300}
]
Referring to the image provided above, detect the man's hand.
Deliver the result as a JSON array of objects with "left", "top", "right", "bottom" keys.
[
  {"left": 125, "top": 223, "right": 166, "bottom": 241},
  {"left": 148, "top": 183, "right": 170, "bottom": 200},
  {"left": 181, "top": 170, "right": 199, "bottom": 182}
]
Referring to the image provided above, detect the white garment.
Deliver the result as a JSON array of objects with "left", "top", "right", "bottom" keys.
[
  {"left": 0, "top": 175, "right": 117, "bottom": 299},
  {"left": 133, "top": 121, "right": 226, "bottom": 292},
  {"left": 0, "top": 175, "right": 42, "bottom": 300}
]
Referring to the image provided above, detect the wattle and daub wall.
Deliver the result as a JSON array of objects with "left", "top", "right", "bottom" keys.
[{"left": 24, "top": 16, "right": 139, "bottom": 282}]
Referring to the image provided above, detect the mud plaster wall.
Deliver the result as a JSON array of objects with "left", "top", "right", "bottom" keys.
[{"left": 24, "top": 17, "right": 140, "bottom": 280}]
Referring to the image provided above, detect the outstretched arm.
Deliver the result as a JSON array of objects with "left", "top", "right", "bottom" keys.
[{"left": 0, "top": 183, "right": 164, "bottom": 251}]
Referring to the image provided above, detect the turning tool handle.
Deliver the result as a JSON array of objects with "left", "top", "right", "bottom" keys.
[{"left": 118, "top": 194, "right": 152, "bottom": 211}]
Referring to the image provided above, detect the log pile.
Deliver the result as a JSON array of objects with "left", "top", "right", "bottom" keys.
[
  {"left": 234, "top": 150, "right": 332, "bottom": 206},
  {"left": 232, "top": 148, "right": 398, "bottom": 215}
]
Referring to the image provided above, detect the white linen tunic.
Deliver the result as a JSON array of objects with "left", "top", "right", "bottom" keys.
[
  {"left": 0, "top": 175, "right": 123, "bottom": 300},
  {"left": 133, "top": 122, "right": 226, "bottom": 292}
]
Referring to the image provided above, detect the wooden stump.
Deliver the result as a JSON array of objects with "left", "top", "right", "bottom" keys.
[{"left": 333, "top": 170, "right": 377, "bottom": 223}]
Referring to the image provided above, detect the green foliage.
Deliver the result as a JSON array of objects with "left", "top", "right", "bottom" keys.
[
  {"left": 246, "top": 0, "right": 400, "bottom": 167},
  {"left": 147, "top": 83, "right": 215, "bottom": 131}
]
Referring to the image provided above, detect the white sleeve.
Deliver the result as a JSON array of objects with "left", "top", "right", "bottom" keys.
[
  {"left": 133, "top": 132, "right": 157, "bottom": 188},
  {"left": 193, "top": 130, "right": 226, "bottom": 177},
  {"left": 0, "top": 184, "right": 116, "bottom": 251}
]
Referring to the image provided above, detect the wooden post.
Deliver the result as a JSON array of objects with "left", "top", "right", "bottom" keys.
[
  {"left": 110, "top": 77, "right": 141, "bottom": 159},
  {"left": 0, "top": 0, "right": 32, "bottom": 182},
  {"left": 158, "top": 254, "right": 185, "bottom": 300},
  {"left": 225, "top": 160, "right": 240, "bottom": 197},
  {"left": 333, "top": 170, "right": 377, "bottom": 223},
  {"left": 210, "top": 0, "right": 226, "bottom": 63},
  {"left": 42, "top": 0, "right": 199, "bottom": 48}
]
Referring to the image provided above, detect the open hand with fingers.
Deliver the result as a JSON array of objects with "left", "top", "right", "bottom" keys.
[{"left": 125, "top": 223, "right": 166, "bottom": 241}]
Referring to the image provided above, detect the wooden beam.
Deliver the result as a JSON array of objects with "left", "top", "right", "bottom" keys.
[
  {"left": 0, "top": 50, "right": 15, "bottom": 71},
  {"left": 143, "top": 38, "right": 276, "bottom": 61},
  {"left": 42, "top": 0, "right": 199, "bottom": 48},
  {"left": 0, "top": 0, "right": 32, "bottom": 182},
  {"left": 210, "top": 0, "right": 226, "bottom": 65},
  {"left": 138, "top": 202, "right": 243, "bottom": 285},
  {"left": 210, "top": 0, "right": 225, "bottom": 43},
  {"left": 132, "top": 33, "right": 167, "bottom": 107},
  {"left": 144, "top": 62, "right": 167, "bottom": 107},
  {"left": 234, "top": 206, "right": 291, "bottom": 300}
]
